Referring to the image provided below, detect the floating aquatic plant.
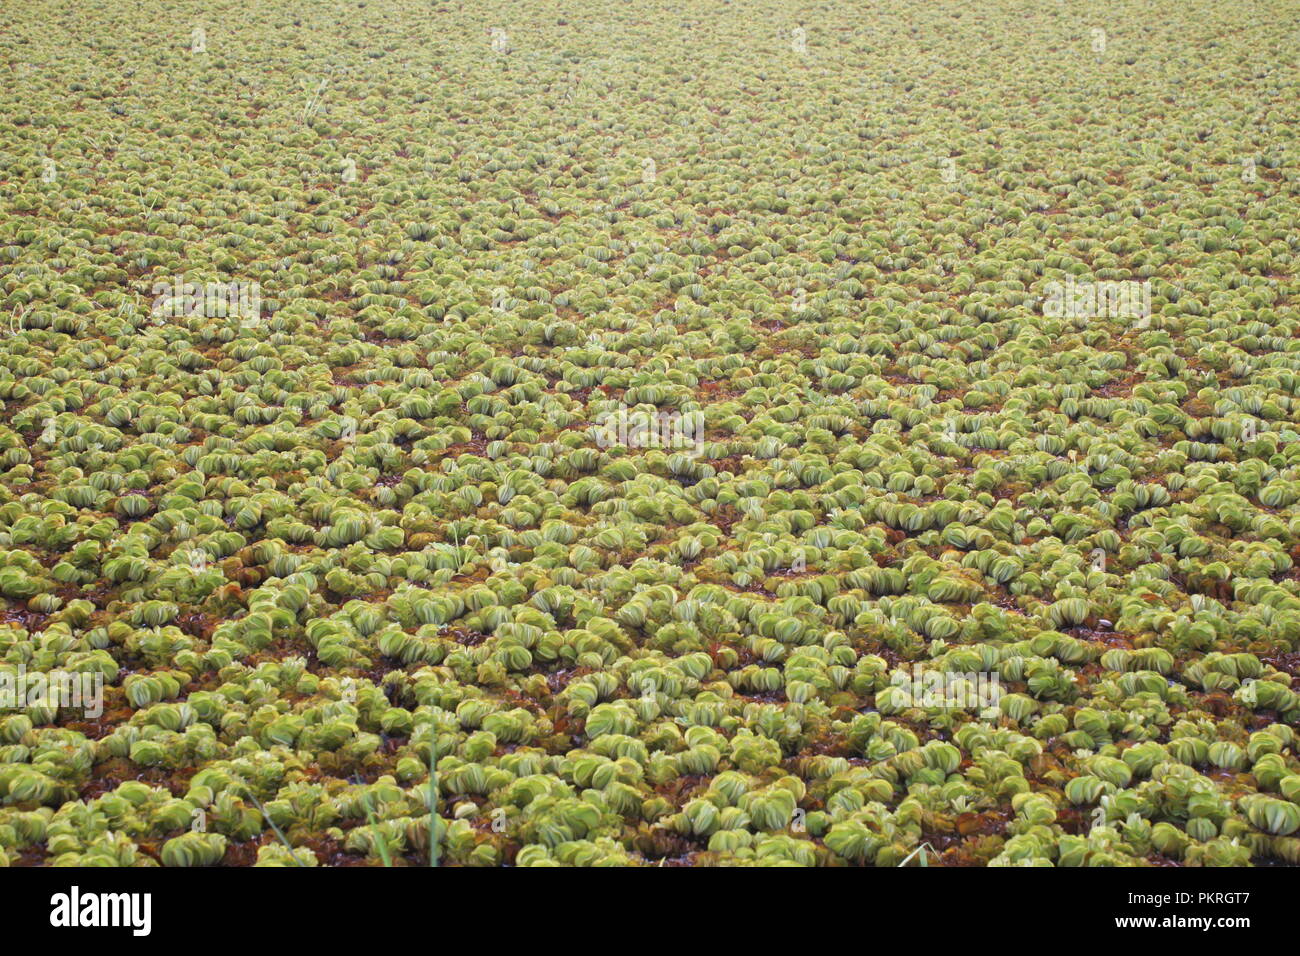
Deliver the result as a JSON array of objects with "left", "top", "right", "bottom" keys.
[{"left": 0, "top": 0, "right": 1296, "bottom": 869}]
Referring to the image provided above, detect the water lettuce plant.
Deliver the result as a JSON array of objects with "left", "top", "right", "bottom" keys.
[{"left": 0, "top": 0, "right": 1296, "bottom": 868}]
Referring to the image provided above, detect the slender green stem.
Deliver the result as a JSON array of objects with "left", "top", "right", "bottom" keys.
[
  {"left": 429, "top": 720, "right": 440, "bottom": 867},
  {"left": 241, "top": 782, "right": 305, "bottom": 867},
  {"left": 896, "top": 842, "right": 939, "bottom": 868},
  {"left": 357, "top": 788, "right": 394, "bottom": 868}
]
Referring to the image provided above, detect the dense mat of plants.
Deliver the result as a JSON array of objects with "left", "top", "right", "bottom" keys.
[{"left": 0, "top": 0, "right": 1297, "bottom": 866}]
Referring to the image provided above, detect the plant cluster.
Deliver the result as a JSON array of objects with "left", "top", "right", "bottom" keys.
[{"left": 0, "top": 0, "right": 1297, "bottom": 866}]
